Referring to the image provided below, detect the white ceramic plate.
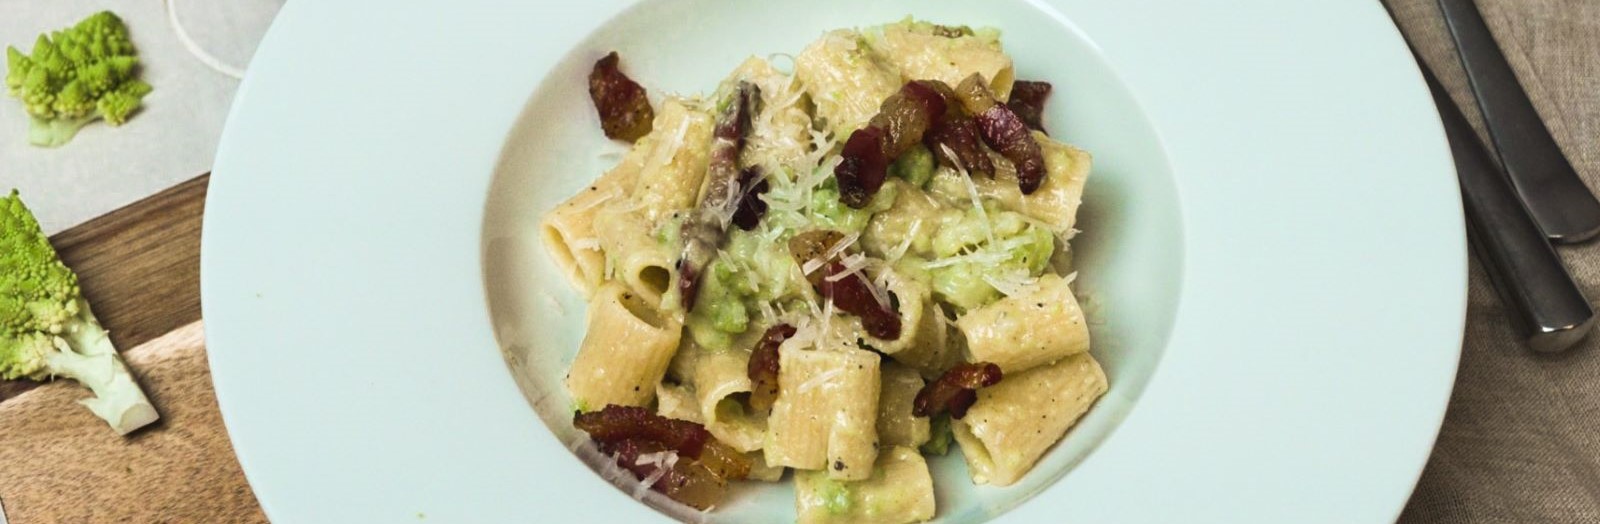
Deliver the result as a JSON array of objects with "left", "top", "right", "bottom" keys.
[{"left": 202, "top": 1, "right": 1465, "bottom": 522}]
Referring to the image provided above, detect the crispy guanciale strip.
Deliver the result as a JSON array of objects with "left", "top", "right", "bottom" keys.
[
  {"left": 731, "top": 166, "right": 770, "bottom": 231},
  {"left": 913, "top": 362, "right": 1003, "bottom": 419},
  {"left": 676, "top": 82, "right": 758, "bottom": 311},
  {"left": 588, "top": 52, "right": 655, "bottom": 142},
  {"left": 577, "top": 405, "right": 752, "bottom": 481},
  {"left": 835, "top": 126, "right": 890, "bottom": 209},
  {"left": 695, "top": 439, "right": 752, "bottom": 481},
  {"left": 919, "top": 78, "right": 995, "bottom": 175},
  {"left": 1006, "top": 80, "right": 1053, "bottom": 133},
  {"left": 788, "top": 229, "right": 847, "bottom": 282},
  {"left": 925, "top": 113, "right": 994, "bottom": 175},
  {"left": 819, "top": 260, "right": 901, "bottom": 340},
  {"left": 836, "top": 81, "right": 949, "bottom": 208},
  {"left": 603, "top": 438, "right": 728, "bottom": 510},
  {"left": 787, "top": 230, "right": 902, "bottom": 340},
  {"left": 576, "top": 405, "right": 712, "bottom": 457},
  {"left": 955, "top": 73, "right": 1047, "bottom": 194},
  {"left": 868, "top": 81, "right": 948, "bottom": 158},
  {"left": 746, "top": 324, "right": 796, "bottom": 415}
]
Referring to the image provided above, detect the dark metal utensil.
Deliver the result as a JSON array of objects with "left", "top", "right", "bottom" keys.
[
  {"left": 1437, "top": 0, "right": 1600, "bottom": 243},
  {"left": 1424, "top": 65, "right": 1595, "bottom": 352}
]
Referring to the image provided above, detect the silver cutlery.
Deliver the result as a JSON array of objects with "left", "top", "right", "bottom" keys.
[
  {"left": 1437, "top": 0, "right": 1600, "bottom": 243},
  {"left": 1423, "top": 64, "right": 1595, "bottom": 352}
]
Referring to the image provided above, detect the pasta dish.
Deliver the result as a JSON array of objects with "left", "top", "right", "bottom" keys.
[{"left": 541, "top": 18, "right": 1105, "bottom": 523}]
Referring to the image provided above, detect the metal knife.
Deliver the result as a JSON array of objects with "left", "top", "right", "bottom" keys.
[
  {"left": 1423, "top": 64, "right": 1595, "bottom": 352},
  {"left": 1437, "top": 0, "right": 1600, "bottom": 243}
]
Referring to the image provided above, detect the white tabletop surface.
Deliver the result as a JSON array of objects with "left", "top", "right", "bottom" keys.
[{"left": 1, "top": 0, "right": 279, "bottom": 234}]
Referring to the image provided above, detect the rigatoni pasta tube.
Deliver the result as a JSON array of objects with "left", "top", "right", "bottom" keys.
[
  {"left": 876, "top": 362, "right": 930, "bottom": 449},
  {"left": 724, "top": 57, "right": 814, "bottom": 171},
  {"left": 691, "top": 346, "right": 767, "bottom": 452},
  {"left": 592, "top": 209, "right": 676, "bottom": 306},
  {"left": 564, "top": 282, "right": 682, "bottom": 410},
  {"left": 957, "top": 273, "right": 1089, "bottom": 374},
  {"left": 795, "top": 446, "right": 936, "bottom": 524},
  {"left": 859, "top": 270, "right": 928, "bottom": 356},
  {"left": 765, "top": 344, "right": 881, "bottom": 480},
  {"left": 539, "top": 193, "right": 609, "bottom": 299},
  {"left": 888, "top": 300, "right": 962, "bottom": 379},
  {"left": 794, "top": 29, "right": 903, "bottom": 138},
  {"left": 969, "top": 133, "right": 1092, "bottom": 235},
  {"left": 953, "top": 352, "right": 1107, "bottom": 486},
  {"left": 539, "top": 119, "right": 655, "bottom": 298},
  {"left": 655, "top": 383, "right": 703, "bottom": 423},
  {"left": 631, "top": 99, "right": 715, "bottom": 222},
  {"left": 869, "top": 19, "right": 1015, "bottom": 101}
]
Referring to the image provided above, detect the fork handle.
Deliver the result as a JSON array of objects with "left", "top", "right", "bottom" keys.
[{"left": 1437, "top": 0, "right": 1600, "bottom": 243}]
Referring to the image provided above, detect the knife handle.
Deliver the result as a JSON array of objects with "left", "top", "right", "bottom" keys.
[
  {"left": 1426, "top": 68, "right": 1595, "bottom": 352},
  {"left": 1436, "top": 0, "right": 1600, "bottom": 243}
]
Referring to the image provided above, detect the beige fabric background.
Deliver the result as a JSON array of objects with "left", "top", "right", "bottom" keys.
[{"left": 1386, "top": 0, "right": 1600, "bottom": 522}]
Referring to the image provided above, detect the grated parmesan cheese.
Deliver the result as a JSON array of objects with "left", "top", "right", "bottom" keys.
[
  {"left": 633, "top": 466, "right": 667, "bottom": 500},
  {"left": 819, "top": 297, "right": 836, "bottom": 344},
  {"left": 609, "top": 196, "right": 646, "bottom": 215},
  {"left": 885, "top": 219, "right": 921, "bottom": 265},
  {"left": 825, "top": 253, "right": 869, "bottom": 283},
  {"left": 824, "top": 231, "right": 860, "bottom": 261},
  {"left": 920, "top": 249, "right": 1009, "bottom": 270},
  {"left": 631, "top": 450, "right": 680, "bottom": 500},
  {"left": 982, "top": 268, "right": 1036, "bottom": 297},
  {"left": 797, "top": 367, "right": 845, "bottom": 394},
  {"left": 758, "top": 300, "right": 778, "bottom": 323},
  {"left": 570, "top": 187, "right": 620, "bottom": 214},
  {"left": 646, "top": 110, "right": 694, "bottom": 173},
  {"left": 863, "top": 271, "right": 892, "bottom": 311},
  {"left": 801, "top": 258, "right": 825, "bottom": 276},
  {"left": 600, "top": 451, "right": 628, "bottom": 484},
  {"left": 941, "top": 144, "right": 999, "bottom": 250}
]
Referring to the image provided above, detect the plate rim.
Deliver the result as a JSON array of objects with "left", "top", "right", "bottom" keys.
[{"left": 201, "top": 1, "right": 1465, "bottom": 522}]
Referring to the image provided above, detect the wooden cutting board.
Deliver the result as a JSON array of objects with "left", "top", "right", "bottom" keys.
[{"left": 0, "top": 175, "right": 268, "bottom": 523}]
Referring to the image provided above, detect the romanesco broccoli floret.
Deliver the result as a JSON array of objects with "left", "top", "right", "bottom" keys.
[
  {"left": 5, "top": 11, "right": 150, "bottom": 147},
  {"left": 0, "top": 190, "right": 159, "bottom": 435}
]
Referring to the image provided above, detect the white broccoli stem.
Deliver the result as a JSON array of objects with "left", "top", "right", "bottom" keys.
[{"left": 45, "top": 302, "right": 159, "bottom": 435}]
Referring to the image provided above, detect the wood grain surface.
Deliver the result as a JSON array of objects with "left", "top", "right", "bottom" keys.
[
  {"left": 0, "top": 174, "right": 265, "bottom": 523},
  {"left": 0, "top": 175, "right": 206, "bottom": 403},
  {"left": 0, "top": 322, "right": 266, "bottom": 524}
]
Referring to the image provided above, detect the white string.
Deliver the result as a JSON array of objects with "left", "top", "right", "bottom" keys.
[
  {"left": 1, "top": 494, "right": 9, "bottom": 524},
  {"left": 163, "top": 0, "right": 247, "bottom": 79}
]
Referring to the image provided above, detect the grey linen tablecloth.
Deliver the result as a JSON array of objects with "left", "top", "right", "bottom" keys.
[{"left": 1386, "top": 0, "right": 1600, "bottom": 522}]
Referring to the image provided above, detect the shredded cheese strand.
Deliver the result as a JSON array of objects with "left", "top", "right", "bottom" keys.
[
  {"left": 823, "top": 232, "right": 860, "bottom": 262},
  {"left": 886, "top": 220, "right": 921, "bottom": 265}
]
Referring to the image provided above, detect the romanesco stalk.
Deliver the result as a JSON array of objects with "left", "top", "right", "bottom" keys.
[{"left": 0, "top": 190, "right": 159, "bottom": 435}]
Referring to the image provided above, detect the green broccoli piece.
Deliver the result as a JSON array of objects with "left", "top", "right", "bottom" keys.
[
  {"left": 890, "top": 144, "right": 935, "bottom": 188},
  {"left": 5, "top": 11, "right": 150, "bottom": 147},
  {"left": 1, "top": 190, "right": 159, "bottom": 435},
  {"left": 920, "top": 414, "right": 953, "bottom": 456}
]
